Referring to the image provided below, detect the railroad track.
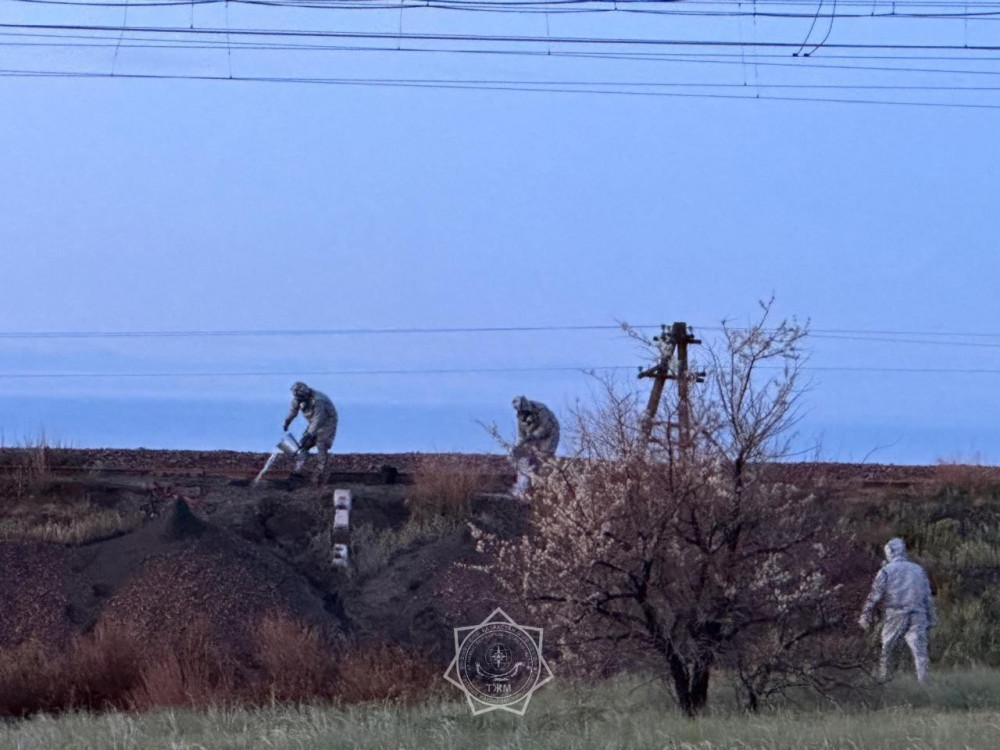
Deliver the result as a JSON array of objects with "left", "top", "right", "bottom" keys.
[
  {"left": 1, "top": 448, "right": 992, "bottom": 492},
  {"left": 0, "top": 463, "right": 422, "bottom": 486},
  {"left": 0, "top": 448, "right": 517, "bottom": 488}
]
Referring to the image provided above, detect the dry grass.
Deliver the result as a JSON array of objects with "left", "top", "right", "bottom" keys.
[
  {"left": 0, "top": 625, "right": 141, "bottom": 717},
  {"left": 0, "top": 613, "right": 440, "bottom": 718},
  {"left": 406, "top": 458, "right": 481, "bottom": 523},
  {"left": 335, "top": 642, "right": 443, "bottom": 705},
  {"left": 0, "top": 435, "right": 142, "bottom": 544},
  {"left": 127, "top": 618, "right": 242, "bottom": 710},
  {"left": 0, "top": 437, "right": 56, "bottom": 503},
  {"left": 251, "top": 614, "right": 336, "bottom": 703},
  {"left": 0, "top": 506, "right": 142, "bottom": 545},
  {"left": 934, "top": 452, "right": 1000, "bottom": 497}
]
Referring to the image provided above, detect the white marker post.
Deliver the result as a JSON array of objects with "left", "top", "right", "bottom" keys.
[
  {"left": 333, "top": 489, "right": 352, "bottom": 530},
  {"left": 332, "top": 543, "right": 350, "bottom": 568},
  {"left": 332, "top": 489, "right": 352, "bottom": 568}
]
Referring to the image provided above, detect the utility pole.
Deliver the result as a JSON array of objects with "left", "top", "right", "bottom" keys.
[
  {"left": 638, "top": 325, "right": 674, "bottom": 453},
  {"left": 637, "top": 321, "right": 704, "bottom": 455}
]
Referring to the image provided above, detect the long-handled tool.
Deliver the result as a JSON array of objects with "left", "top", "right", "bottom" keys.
[{"left": 252, "top": 432, "right": 301, "bottom": 487}]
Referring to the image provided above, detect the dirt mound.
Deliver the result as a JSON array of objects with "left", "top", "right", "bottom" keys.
[
  {"left": 0, "top": 543, "right": 78, "bottom": 649},
  {"left": 97, "top": 501, "right": 342, "bottom": 654},
  {"left": 345, "top": 497, "right": 532, "bottom": 663},
  {"left": 0, "top": 501, "right": 344, "bottom": 657},
  {"left": 346, "top": 529, "right": 481, "bottom": 661},
  {"left": 0, "top": 463, "right": 540, "bottom": 668}
]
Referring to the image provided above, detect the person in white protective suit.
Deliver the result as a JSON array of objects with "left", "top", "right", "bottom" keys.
[
  {"left": 859, "top": 537, "right": 938, "bottom": 683},
  {"left": 511, "top": 396, "right": 559, "bottom": 498},
  {"left": 283, "top": 382, "right": 338, "bottom": 480}
]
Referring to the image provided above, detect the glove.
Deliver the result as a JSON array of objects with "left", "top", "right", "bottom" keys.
[{"left": 283, "top": 418, "right": 292, "bottom": 432}]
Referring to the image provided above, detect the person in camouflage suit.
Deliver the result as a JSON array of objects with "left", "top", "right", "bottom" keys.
[
  {"left": 284, "top": 381, "right": 338, "bottom": 480},
  {"left": 859, "top": 537, "right": 937, "bottom": 683},
  {"left": 511, "top": 396, "right": 559, "bottom": 498}
]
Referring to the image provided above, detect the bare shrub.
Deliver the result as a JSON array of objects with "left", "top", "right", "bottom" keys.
[
  {"left": 0, "top": 436, "right": 54, "bottom": 504},
  {"left": 0, "top": 612, "right": 439, "bottom": 716},
  {"left": 64, "top": 624, "right": 142, "bottom": 711},
  {"left": 934, "top": 452, "right": 999, "bottom": 497},
  {"left": 253, "top": 617, "right": 440, "bottom": 706},
  {"left": 335, "top": 642, "right": 442, "bottom": 704},
  {"left": 252, "top": 613, "right": 336, "bottom": 703},
  {"left": 407, "top": 458, "right": 481, "bottom": 523},
  {"left": 0, "top": 625, "right": 141, "bottom": 718},
  {"left": 128, "top": 619, "right": 240, "bottom": 709},
  {"left": 0, "top": 640, "right": 63, "bottom": 718}
]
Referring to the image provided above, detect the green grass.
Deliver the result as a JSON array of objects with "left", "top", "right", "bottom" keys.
[{"left": 4, "top": 671, "right": 1000, "bottom": 750}]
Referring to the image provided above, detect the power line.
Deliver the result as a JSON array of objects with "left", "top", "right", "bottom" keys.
[
  {"left": 797, "top": 327, "right": 1000, "bottom": 338},
  {"left": 8, "top": 50, "right": 1000, "bottom": 91},
  {"left": 3, "top": 6, "right": 1000, "bottom": 108},
  {"left": 3, "top": 364, "right": 1000, "bottom": 379},
  {"left": 809, "top": 333, "right": 1000, "bottom": 348},
  {"left": 7, "top": 21, "right": 1000, "bottom": 51},
  {"left": 5, "top": 323, "right": 1000, "bottom": 341},
  {"left": 0, "top": 365, "right": 637, "bottom": 378},
  {"left": 10, "top": 31, "right": 1000, "bottom": 79},
  {"left": 694, "top": 325, "right": 1000, "bottom": 339},
  {"left": 6, "top": 0, "right": 1000, "bottom": 19},
  {"left": 0, "top": 324, "right": 649, "bottom": 339},
  {"left": 806, "top": 365, "right": 1000, "bottom": 373},
  {"left": 4, "top": 68, "right": 1000, "bottom": 109}
]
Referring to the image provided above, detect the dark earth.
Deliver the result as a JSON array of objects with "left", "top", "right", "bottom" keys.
[
  {"left": 2, "top": 448, "right": 995, "bottom": 668},
  {"left": 0, "top": 448, "right": 529, "bottom": 666}
]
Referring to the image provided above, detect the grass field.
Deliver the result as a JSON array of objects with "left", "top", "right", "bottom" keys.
[{"left": 3, "top": 671, "right": 999, "bottom": 750}]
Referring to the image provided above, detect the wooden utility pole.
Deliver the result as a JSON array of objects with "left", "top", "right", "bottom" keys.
[
  {"left": 638, "top": 325, "right": 674, "bottom": 453},
  {"left": 638, "top": 321, "right": 704, "bottom": 455}
]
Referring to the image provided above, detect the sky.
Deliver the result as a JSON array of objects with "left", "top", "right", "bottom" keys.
[{"left": 0, "top": 1, "right": 998, "bottom": 463}]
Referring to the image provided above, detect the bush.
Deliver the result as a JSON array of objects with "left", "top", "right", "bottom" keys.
[
  {"left": 0, "top": 625, "right": 140, "bottom": 717},
  {"left": 335, "top": 642, "right": 442, "bottom": 705},
  {"left": 0, "top": 614, "right": 440, "bottom": 717},
  {"left": 934, "top": 453, "right": 1000, "bottom": 498},
  {"left": 0, "top": 438, "right": 54, "bottom": 505},
  {"left": 406, "top": 458, "right": 480, "bottom": 523},
  {"left": 251, "top": 614, "right": 336, "bottom": 703}
]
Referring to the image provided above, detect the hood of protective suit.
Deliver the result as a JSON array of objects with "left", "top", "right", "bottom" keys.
[
  {"left": 884, "top": 537, "right": 908, "bottom": 563},
  {"left": 512, "top": 396, "right": 532, "bottom": 413},
  {"left": 292, "top": 381, "right": 311, "bottom": 399}
]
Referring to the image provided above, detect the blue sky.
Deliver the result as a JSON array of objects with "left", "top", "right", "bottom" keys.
[{"left": 0, "top": 2, "right": 998, "bottom": 462}]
